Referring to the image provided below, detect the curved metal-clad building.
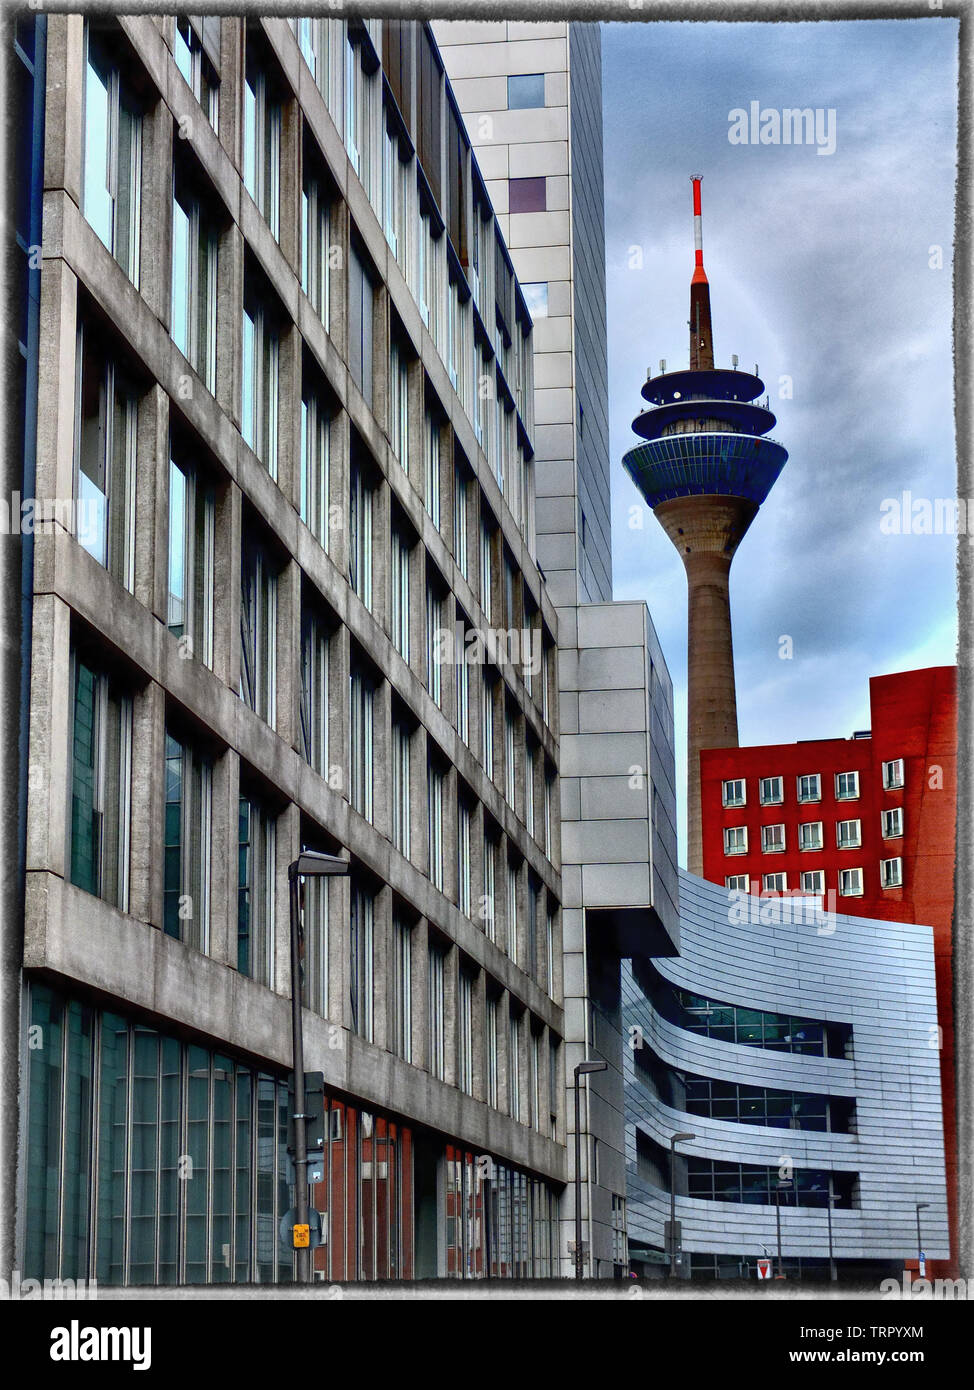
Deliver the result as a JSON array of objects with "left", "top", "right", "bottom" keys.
[{"left": 623, "top": 871, "right": 949, "bottom": 1279}]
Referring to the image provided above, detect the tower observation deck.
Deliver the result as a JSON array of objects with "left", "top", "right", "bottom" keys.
[{"left": 623, "top": 179, "right": 788, "bottom": 874}]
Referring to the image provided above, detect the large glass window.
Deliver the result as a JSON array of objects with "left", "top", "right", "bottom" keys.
[
  {"left": 349, "top": 459, "right": 373, "bottom": 610},
  {"left": 171, "top": 170, "right": 218, "bottom": 390},
  {"left": 349, "top": 883, "right": 374, "bottom": 1041},
  {"left": 424, "top": 407, "right": 441, "bottom": 528},
  {"left": 664, "top": 980, "right": 852, "bottom": 1059},
  {"left": 243, "top": 48, "right": 280, "bottom": 239},
  {"left": 390, "top": 528, "right": 411, "bottom": 662},
  {"left": 428, "top": 944, "right": 446, "bottom": 1080},
  {"left": 393, "top": 914, "right": 412, "bottom": 1061},
  {"left": 163, "top": 730, "right": 212, "bottom": 951},
  {"left": 301, "top": 848, "right": 329, "bottom": 1018},
  {"left": 391, "top": 720, "right": 411, "bottom": 858},
  {"left": 457, "top": 797, "right": 472, "bottom": 917},
  {"left": 426, "top": 582, "right": 443, "bottom": 708},
  {"left": 237, "top": 792, "right": 275, "bottom": 984},
  {"left": 69, "top": 651, "right": 132, "bottom": 910},
  {"left": 389, "top": 342, "right": 409, "bottom": 470},
  {"left": 82, "top": 26, "right": 141, "bottom": 284},
  {"left": 686, "top": 1156, "right": 857, "bottom": 1209},
  {"left": 75, "top": 324, "right": 137, "bottom": 590},
  {"left": 174, "top": 17, "right": 219, "bottom": 129},
  {"left": 453, "top": 463, "right": 468, "bottom": 578},
  {"left": 299, "top": 608, "right": 330, "bottom": 777},
  {"left": 167, "top": 454, "right": 215, "bottom": 667},
  {"left": 348, "top": 244, "right": 375, "bottom": 409},
  {"left": 349, "top": 666, "right": 374, "bottom": 822},
  {"left": 301, "top": 168, "right": 331, "bottom": 331},
  {"left": 428, "top": 758, "right": 444, "bottom": 891},
  {"left": 458, "top": 969, "right": 474, "bottom": 1096},
  {"left": 239, "top": 536, "right": 277, "bottom": 726},
  {"left": 300, "top": 387, "right": 331, "bottom": 550},
  {"left": 241, "top": 287, "right": 280, "bottom": 477},
  {"left": 507, "top": 73, "right": 545, "bottom": 109}
]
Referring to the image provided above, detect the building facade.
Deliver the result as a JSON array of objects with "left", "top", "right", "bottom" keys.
[
  {"left": 435, "top": 19, "right": 680, "bottom": 1277},
  {"left": 15, "top": 11, "right": 572, "bottom": 1285},
  {"left": 700, "top": 664, "right": 958, "bottom": 1276},
  {"left": 624, "top": 871, "right": 950, "bottom": 1280}
]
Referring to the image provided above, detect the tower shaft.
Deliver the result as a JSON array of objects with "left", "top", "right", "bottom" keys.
[{"left": 655, "top": 494, "right": 758, "bottom": 875}]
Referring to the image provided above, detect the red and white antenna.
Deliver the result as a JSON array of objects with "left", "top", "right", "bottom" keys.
[{"left": 691, "top": 176, "right": 708, "bottom": 285}]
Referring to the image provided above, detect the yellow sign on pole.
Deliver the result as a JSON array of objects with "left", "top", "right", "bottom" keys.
[{"left": 293, "top": 1223, "right": 311, "bottom": 1249}]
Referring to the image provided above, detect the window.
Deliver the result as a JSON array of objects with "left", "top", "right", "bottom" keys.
[
  {"left": 426, "top": 582, "right": 444, "bottom": 707},
  {"left": 301, "top": 169, "right": 331, "bottom": 331},
  {"left": 349, "top": 667, "right": 374, "bottom": 822},
  {"left": 241, "top": 288, "right": 279, "bottom": 477},
  {"left": 349, "top": 884, "right": 374, "bottom": 1040},
  {"left": 458, "top": 798, "right": 472, "bottom": 916},
  {"left": 800, "top": 870, "right": 825, "bottom": 894},
  {"left": 544, "top": 773, "right": 553, "bottom": 856},
  {"left": 174, "top": 17, "right": 219, "bottom": 129},
  {"left": 725, "top": 874, "right": 749, "bottom": 891},
  {"left": 445, "top": 279, "right": 459, "bottom": 390},
  {"left": 506, "top": 859, "right": 518, "bottom": 965},
  {"left": 524, "top": 742, "right": 536, "bottom": 836},
  {"left": 798, "top": 821, "right": 823, "bottom": 852},
  {"left": 455, "top": 620, "right": 470, "bottom": 744},
  {"left": 509, "top": 1012, "right": 522, "bottom": 1121},
  {"left": 300, "top": 387, "right": 331, "bottom": 550},
  {"left": 382, "top": 117, "right": 407, "bottom": 258},
  {"left": 508, "top": 73, "right": 545, "bottom": 109},
  {"left": 458, "top": 970, "right": 474, "bottom": 1096},
  {"left": 349, "top": 459, "right": 373, "bottom": 610},
  {"left": 171, "top": 172, "right": 217, "bottom": 391},
  {"left": 486, "top": 995, "right": 499, "bottom": 1107},
  {"left": 299, "top": 609, "right": 329, "bottom": 776},
  {"left": 348, "top": 244, "right": 375, "bottom": 408},
  {"left": 835, "top": 771, "right": 860, "bottom": 800},
  {"left": 482, "top": 833, "right": 496, "bottom": 942},
  {"left": 391, "top": 529, "right": 411, "bottom": 662},
  {"left": 521, "top": 282, "right": 548, "bottom": 318},
  {"left": 393, "top": 915, "right": 412, "bottom": 1061},
  {"left": 453, "top": 463, "right": 468, "bottom": 577},
  {"left": 243, "top": 49, "right": 280, "bottom": 238},
  {"left": 69, "top": 652, "right": 131, "bottom": 909},
  {"left": 504, "top": 709, "right": 516, "bottom": 808},
  {"left": 428, "top": 759, "right": 444, "bottom": 891},
  {"left": 239, "top": 537, "right": 277, "bottom": 726},
  {"left": 343, "top": 30, "right": 362, "bottom": 175},
  {"left": 836, "top": 819, "right": 861, "bottom": 850},
  {"left": 428, "top": 944, "right": 446, "bottom": 1080},
  {"left": 882, "top": 758, "right": 905, "bottom": 790},
  {"left": 82, "top": 27, "right": 141, "bottom": 283},
  {"left": 880, "top": 857, "right": 903, "bottom": 889},
  {"left": 479, "top": 519, "right": 493, "bottom": 621},
  {"left": 839, "top": 867, "right": 864, "bottom": 897},
  {"left": 797, "top": 773, "right": 821, "bottom": 803},
  {"left": 529, "top": 1028, "right": 541, "bottom": 1131},
  {"left": 302, "top": 847, "right": 330, "bottom": 1016},
  {"left": 527, "top": 876, "right": 539, "bottom": 981},
  {"left": 882, "top": 807, "right": 904, "bottom": 839},
  {"left": 75, "top": 324, "right": 137, "bottom": 589},
  {"left": 724, "top": 826, "right": 747, "bottom": 856},
  {"left": 546, "top": 908, "right": 555, "bottom": 997},
  {"left": 167, "top": 454, "right": 215, "bottom": 668},
  {"left": 237, "top": 792, "right": 275, "bottom": 983},
  {"left": 759, "top": 776, "right": 784, "bottom": 806},
  {"left": 424, "top": 408, "right": 441, "bottom": 528},
  {"left": 509, "top": 177, "right": 546, "bottom": 213},
  {"left": 763, "top": 872, "right": 787, "bottom": 892},
  {"left": 389, "top": 342, "right": 409, "bottom": 469},
  {"left": 392, "top": 721, "right": 411, "bottom": 858},
  {"left": 481, "top": 672, "right": 495, "bottom": 777},
  {"left": 761, "top": 824, "right": 785, "bottom": 854},
  {"left": 722, "top": 779, "right": 746, "bottom": 809},
  {"left": 164, "top": 731, "right": 212, "bottom": 951}
]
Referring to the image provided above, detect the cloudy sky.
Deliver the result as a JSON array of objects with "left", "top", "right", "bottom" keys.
[{"left": 602, "top": 18, "right": 959, "bottom": 863}]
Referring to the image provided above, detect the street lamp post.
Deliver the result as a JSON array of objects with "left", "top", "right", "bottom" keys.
[
  {"left": 573, "top": 1059, "right": 607, "bottom": 1280},
  {"left": 915, "top": 1203, "right": 929, "bottom": 1283},
  {"left": 775, "top": 1179, "right": 792, "bottom": 1279},
  {"left": 288, "top": 850, "right": 349, "bottom": 1283},
  {"left": 668, "top": 1132, "right": 696, "bottom": 1277}
]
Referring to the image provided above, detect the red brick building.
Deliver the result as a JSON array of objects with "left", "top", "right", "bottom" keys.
[{"left": 700, "top": 666, "right": 957, "bottom": 1276}]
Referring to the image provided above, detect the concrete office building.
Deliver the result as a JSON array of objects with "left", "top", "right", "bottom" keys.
[
  {"left": 624, "top": 872, "right": 950, "bottom": 1280},
  {"left": 436, "top": 19, "right": 680, "bottom": 1277},
  {"left": 12, "top": 11, "right": 574, "bottom": 1285}
]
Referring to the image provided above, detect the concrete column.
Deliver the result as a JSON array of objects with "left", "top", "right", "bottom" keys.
[
  {"left": 372, "top": 675, "right": 392, "bottom": 842},
  {"left": 274, "top": 799, "right": 300, "bottom": 997},
  {"left": 654, "top": 493, "right": 756, "bottom": 874},
  {"left": 277, "top": 321, "right": 302, "bottom": 515},
  {"left": 330, "top": 622, "right": 350, "bottom": 808},
  {"left": 214, "top": 480, "right": 241, "bottom": 692},
  {"left": 218, "top": 19, "right": 242, "bottom": 169},
  {"left": 43, "top": 16, "right": 84, "bottom": 207},
  {"left": 497, "top": 987, "right": 511, "bottom": 1116},
  {"left": 208, "top": 746, "right": 239, "bottom": 967},
  {"left": 216, "top": 222, "right": 244, "bottom": 429},
  {"left": 412, "top": 917, "right": 429, "bottom": 1072},
  {"left": 25, "top": 595, "right": 71, "bottom": 879},
  {"left": 441, "top": 764, "right": 458, "bottom": 908},
  {"left": 472, "top": 966, "right": 487, "bottom": 1103},
  {"left": 370, "top": 475, "right": 391, "bottom": 637},
  {"left": 372, "top": 287, "right": 390, "bottom": 442},
  {"left": 442, "top": 942, "right": 457, "bottom": 1089},
  {"left": 276, "top": 556, "right": 300, "bottom": 748},
  {"left": 327, "top": 869, "right": 350, "bottom": 1034},
  {"left": 329, "top": 409, "right": 351, "bottom": 581},
  {"left": 140, "top": 89, "right": 174, "bottom": 326},
  {"left": 135, "top": 385, "right": 169, "bottom": 621},
  {"left": 278, "top": 90, "right": 301, "bottom": 279},
  {"left": 414, "top": 725, "right": 430, "bottom": 880},
  {"left": 129, "top": 678, "right": 165, "bottom": 927},
  {"left": 34, "top": 257, "right": 78, "bottom": 514}
]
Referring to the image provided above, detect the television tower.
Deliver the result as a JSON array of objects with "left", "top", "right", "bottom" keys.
[{"left": 623, "top": 179, "right": 788, "bottom": 874}]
